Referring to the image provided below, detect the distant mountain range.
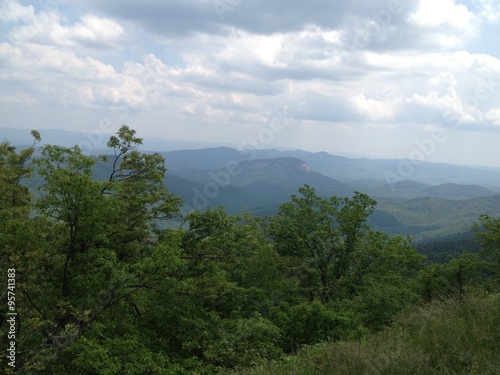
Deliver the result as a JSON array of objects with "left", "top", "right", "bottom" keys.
[
  {"left": 157, "top": 147, "right": 500, "bottom": 243},
  {"left": 4, "top": 127, "right": 500, "bottom": 244},
  {"left": 161, "top": 147, "right": 500, "bottom": 190}
]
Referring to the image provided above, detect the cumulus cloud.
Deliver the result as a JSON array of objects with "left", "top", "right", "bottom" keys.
[
  {"left": 351, "top": 93, "right": 395, "bottom": 121},
  {"left": 408, "top": 0, "right": 476, "bottom": 48},
  {"left": 476, "top": 0, "right": 500, "bottom": 22},
  {"left": 7, "top": 10, "right": 126, "bottom": 51},
  {"left": 1, "top": 0, "right": 500, "bottom": 164},
  {"left": 0, "top": 0, "right": 34, "bottom": 22},
  {"left": 486, "top": 109, "right": 500, "bottom": 125}
]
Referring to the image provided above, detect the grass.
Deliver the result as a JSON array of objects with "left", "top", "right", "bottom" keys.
[{"left": 223, "top": 293, "right": 500, "bottom": 375}]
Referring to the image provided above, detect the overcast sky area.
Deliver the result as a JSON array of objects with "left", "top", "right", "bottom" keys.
[{"left": 1, "top": 0, "right": 500, "bottom": 166}]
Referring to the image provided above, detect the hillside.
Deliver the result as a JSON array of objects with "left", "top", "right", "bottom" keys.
[
  {"left": 360, "top": 181, "right": 495, "bottom": 201},
  {"left": 160, "top": 147, "right": 500, "bottom": 188},
  {"left": 5, "top": 128, "right": 500, "bottom": 189},
  {"left": 370, "top": 195, "right": 500, "bottom": 241},
  {"left": 161, "top": 152, "right": 500, "bottom": 243},
  {"left": 3, "top": 125, "right": 500, "bottom": 374},
  {"left": 228, "top": 294, "right": 500, "bottom": 375},
  {"left": 422, "top": 183, "right": 494, "bottom": 200},
  {"left": 10, "top": 131, "right": 500, "bottom": 243},
  {"left": 166, "top": 157, "right": 355, "bottom": 212}
]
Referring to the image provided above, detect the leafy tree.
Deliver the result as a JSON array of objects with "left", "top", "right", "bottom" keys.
[
  {"left": 414, "top": 251, "right": 484, "bottom": 303},
  {"left": 0, "top": 131, "right": 41, "bottom": 268},
  {"left": 342, "top": 232, "right": 422, "bottom": 329},
  {"left": 267, "top": 186, "right": 423, "bottom": 334},
  {"left": 10, "top": 126, "right": 183, "bottom": 373},
  {"left": 0, "top": 132, "right": 47, "bottom": 374},
  {"left": 0, "top": 130, "right": 40, "bottom": 215},
  {"left": 271, "top": 300, "right": 358, "bottom": 353},
  {"left": 475, "top": 214, "right": 500, "bottom": 282},
  {"left": 142, "top": 208, "right": 285, "bottom": 368},
  {"left": 268, "top": 185, "right": 376, "bottom": 303}
]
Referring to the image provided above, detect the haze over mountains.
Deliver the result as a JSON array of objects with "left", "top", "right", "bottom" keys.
[
  {"left": 156, "top": 146, "right": 500, "bottom": 242},
  {"left": 3, "top": 127, "right": 500, "bottom": 245}
]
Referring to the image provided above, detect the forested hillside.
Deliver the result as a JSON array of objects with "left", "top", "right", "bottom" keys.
[{"left": 1, "top": 127, "right": 499, "bottom": 374}]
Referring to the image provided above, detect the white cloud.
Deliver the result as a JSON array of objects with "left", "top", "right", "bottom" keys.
[
  {"left": 67, "top": 14, "right": 125, "bottom": 48},
  {"left": 351, "top": 94, "right": 395, "bottom": 121},
  {"left": 409, "top": 0, "right": 476, "bottom": 48},
  {"left": 0, "top": 0, "right": 34, "bottom": 22},
  {"left": 410, "top": 0, "right": 473, "bottom": 29},
  {"left": 0, "top": 91, "right": 37, "bottom": 105},
  {"left": 1, "top": 0, "right": 500, "bottom": 165},
  {"left": 476, "top": 0, "right": 500, "bottom": 22},
  {"left": 486, "top": 108, "right": 500, "bottom": 125},
  {"left": 5, "top": 3, "right": 126, "bottom": 51}
]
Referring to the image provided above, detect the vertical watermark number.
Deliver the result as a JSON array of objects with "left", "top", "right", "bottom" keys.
[{"left": 6, "top": 269, "right": 17, "bottom": 369}]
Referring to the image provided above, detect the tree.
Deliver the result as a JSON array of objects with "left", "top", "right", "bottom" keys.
[
  {"left": 0, "top": 131, "right": 40, "bottom": 265},
  {"left": 13, "top": 126, "right": 183, "bottom": 373},
  {"left": 0, "top": 132, "right": 49, "bottom": 374},
  {"left": 346, "top": 232, "right": 422, "bottom": 329},
  {"left": 272, "top": 300, "right": 357, "bottom": 353},
  {"left": 0, "top": 130, "right": 40, "bottom": 216},
  {"left": 474, "top": 214, "right": 500, "bottom": 284},
  {"left": 268, "top": 185, "right": 376, "bottom": 303},
  {"left": 142, "top": 208, "right": 285, "bottom": 368}
]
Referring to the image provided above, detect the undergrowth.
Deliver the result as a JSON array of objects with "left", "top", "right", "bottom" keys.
[{"left": 224, "top": 293, "right": 500, "bottom": 375}]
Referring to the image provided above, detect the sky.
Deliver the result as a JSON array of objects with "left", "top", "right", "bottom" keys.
[{"left": 1, "top": 0, "right": 500, "bottom": 167}]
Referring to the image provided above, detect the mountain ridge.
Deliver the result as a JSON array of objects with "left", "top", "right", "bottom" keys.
[
  {"left": 4, "top": 128, "right": 500, "bottom": 187},
  {"left": 4, "top": 128, "right": 500, "bottom": 246},
  {"left": 158, "top": 147, "right": 500, "bottom": 189}
]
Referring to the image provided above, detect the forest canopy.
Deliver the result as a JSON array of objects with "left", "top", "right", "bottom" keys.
[{"left": 1, "top": 126, "right": 499, "bottom": 374}]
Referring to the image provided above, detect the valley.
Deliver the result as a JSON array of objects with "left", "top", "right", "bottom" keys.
[{"left": 158, "top": 147, "right": 500, "bottom": 248}]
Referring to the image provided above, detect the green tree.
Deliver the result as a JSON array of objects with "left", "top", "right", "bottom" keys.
[
  {"left": 272, "top": 300, "right": 357, "bottom": 352},
  {"left": 475, "top": 214, "right": 500, "bottom": 282},
  {"left": 414, "top": 251, "right": 484, "bottom": 303},
  {"left": 0, "top": 131, "right": 40, "bottom": 268},
  {"left": 0, "top": 132, "right": 48, "bottom": 375},
  {"left": 12, "top": 126, "right": 183, "bottom": 373},
  {"left": 0, "top": 130, "right": 40, "bottom": 216},
  {"left": 268, "top": 185, "right": 376, "bottom": 303},
  {"left": 342, "top": 232, "right": 422, "bottom": 329},
  {"left": 267, "top": 186, "right": 423, "bottom": 335},
  {"left": 142, "top": 208, "right": 285, "bottom": 369}
]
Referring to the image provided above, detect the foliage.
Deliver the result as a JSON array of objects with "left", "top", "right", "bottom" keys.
[
  {"left": 1, "top": 128, "right": 499, "bottom": 374},
  {"left": 271, "top": 300, "right": 359, "bottom": 353},
  {"left": 474, "top": 214, "right": 500, "bottom": 281},
  {"left": 1, "top": 126, "right": 183, "bottom": 374},
  {"left": 268, "top": 185, "right": 376, "bottom": 303},
  {"left": 227, "top": 294, "right": 500, "bottom": 375}
]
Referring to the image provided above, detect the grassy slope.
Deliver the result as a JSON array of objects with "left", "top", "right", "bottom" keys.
[{"left": 227, "top": 294, "right": 500, "bottom": 375}]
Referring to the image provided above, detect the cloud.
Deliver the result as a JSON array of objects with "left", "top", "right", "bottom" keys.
[
  {"left": 67, "top": 14, "right": 125, "bottom": 49},
  {"left": 409, "top": 0, "right": 474, "bottom": 32},
  {"left": 89, "top": 0, "right": 385, "bottom": 35},
  {"left": 351, "top": 93, "right": 395, "bottom": 121},
  {"left": 0, "top": 91, "right": 38, "bottom": 105},
  {"left": 486, "top": 108, "right": 500, "bottom": 125},
  {"left": 1, "top": 0, "right": 500, "bottom": 166},
  {"left": 476, "top": 0, "right": 500, "bottom": 22},
  {"left": 7, "top": 10, "right": 126, "bottom": 51},
  {"left": 2, "top": 1, "right": 500, "bottom": 130},
  {"left": 0, "top": 0, "right": 34, "bottom": 22}
]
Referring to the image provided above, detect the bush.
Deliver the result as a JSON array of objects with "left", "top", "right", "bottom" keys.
[
  {"left": 229, "top": 294, "right": 500, "bottom": 375},
  {"left": 272, "top": 300, "right": 358, "bottom": 353}
]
